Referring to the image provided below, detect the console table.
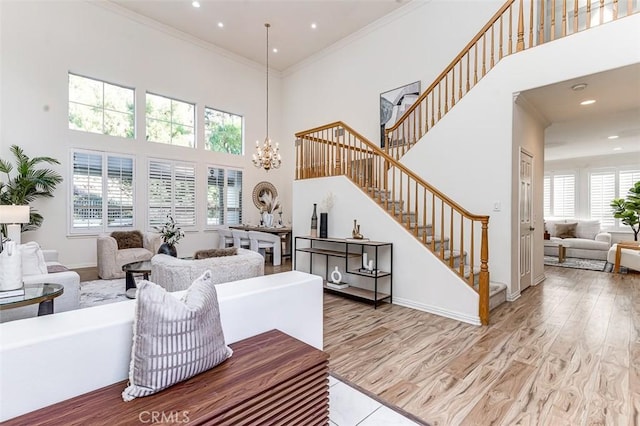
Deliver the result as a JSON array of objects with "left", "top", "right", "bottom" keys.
[{"left": 294, "top": 236, "right": 392, "bottom": 308}]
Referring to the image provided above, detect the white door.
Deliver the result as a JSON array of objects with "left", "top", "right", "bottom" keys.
[{"left": 519, "top": 150, "right": 533, "bottom": 292}]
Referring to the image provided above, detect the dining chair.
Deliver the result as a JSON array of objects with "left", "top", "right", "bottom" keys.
[{"left": 248, "top": 231, "right": 282, "bottom": 266}]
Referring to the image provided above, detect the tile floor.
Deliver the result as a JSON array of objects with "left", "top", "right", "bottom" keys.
[{"left": 329, "top": 375, "right": 420, "bottom": 426}]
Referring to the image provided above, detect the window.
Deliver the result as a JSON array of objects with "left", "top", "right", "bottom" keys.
[
  {"left": 68, "top": 73, "right": 135, "bottom": 138},
  {"left": 589, "top": 168, "right": 640, "bottom": 229},
  {"left": 71, "top": 150, "right": 134, "bottom": 233},
  {"left": 204, "top": 107, "right": 243, "bottom": 154},
  {"left": 590, "top": 172, "right": 616, "bottom": 228},
  {"left": 148, "top": 159, "right": 196, "bottom": 228},
  {"left": 146, "top": 93, "right": 195, "bottom": 147},
  {"left": 543, "top": 173, "right": 575, "bottom": 218},
  {"left": 207, "top": 167, "right": 243, "bottom": 226}
]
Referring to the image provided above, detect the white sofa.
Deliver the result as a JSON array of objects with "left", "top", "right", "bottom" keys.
[
  {"left": 544, "top": 219, "right": 612, "bottom": 261},
  {"left": 0, "top": 271, "right": 323, "bottom": 422},
  {"left": 0, "top": 250, "right": 80, "bottom": 323},
  {"left": 151, "top": 249, "right": 265, "bottom": 292}
]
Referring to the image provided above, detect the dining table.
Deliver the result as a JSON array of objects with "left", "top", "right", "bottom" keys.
[{"left": 229, "top": 225, "right": 293, "bottom": 258}]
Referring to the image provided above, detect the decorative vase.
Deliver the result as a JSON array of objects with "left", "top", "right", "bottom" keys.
[
  {"left": 310, "top": 203, "right": 318, "bottom": 237},
  {"left": 352, "top": 219, "right": 363, "bottom": 239},
  {"left": 320, "top": 213, "right": 328, "bottom": 238},
  {"left": 0, "top": 241, "right": 22, "bottom": 291},
  {"left": 362, "top": 252, "right": 368, "bottom": 270},
  {"left": 263, "top": 212, "right": 274, "bottom": 228},
  {"left": 158, "top": 242, "right": 177, "bottom": 257},
  {"left": 330, "top": 266, "right": 342, "bottom": 284}
]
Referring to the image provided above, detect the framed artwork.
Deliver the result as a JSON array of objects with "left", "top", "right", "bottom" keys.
[{"left": 380, "top": 81, "right": 421, "bottom": 147}]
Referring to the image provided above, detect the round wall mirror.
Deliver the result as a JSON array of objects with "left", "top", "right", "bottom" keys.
[{"left": 252, "top": 181, "right": 278, "bottom": 211}]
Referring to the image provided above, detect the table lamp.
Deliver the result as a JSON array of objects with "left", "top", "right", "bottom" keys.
[{"left": 0, "top": 205, "right": 30, "bottom": 245}]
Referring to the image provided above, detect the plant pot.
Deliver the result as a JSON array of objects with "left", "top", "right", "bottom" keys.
[{"left": 158, "top": 243, "right": 177, "bottom": 257}]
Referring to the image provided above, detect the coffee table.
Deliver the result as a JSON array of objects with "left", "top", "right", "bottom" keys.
[
  {"left": 122, "top": 260, "right": 152, "bottom": 299},
  {"left": 0, "top": 283, "right": 64, "bottom": 316}
]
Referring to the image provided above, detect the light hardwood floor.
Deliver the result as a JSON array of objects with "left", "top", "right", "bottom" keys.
[{"left": 324, "top": 266, "right": 640, "bottom": 425}]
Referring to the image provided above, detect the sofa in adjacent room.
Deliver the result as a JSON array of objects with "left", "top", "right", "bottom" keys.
[{"left": 543, "top": 219, "right": 612, "bottom": 261}]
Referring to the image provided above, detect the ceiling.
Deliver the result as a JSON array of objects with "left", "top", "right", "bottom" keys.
[
  {"left": 109, "top": 0, "right": 409, "bottom": 71},
  {"left": 107, "top": 1, "right": 638, "bottom": 162},
  {"left": 520, "top": 63, "right": 640, "bottom": 162}
]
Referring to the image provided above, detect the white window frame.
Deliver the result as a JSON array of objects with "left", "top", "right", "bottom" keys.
[
  {"left": 206, "top": 165, "right": 243, "bottom": 227},
  {"left": 69, "top": 149, "right": 136, "bottom": 235},
  {"left": 543, "top": 170, "right": 577, "bottom": 219},
  {"left": 204, "top": 106, "right": 244, "bottom": 155},
  {"left": 145, "top": 92, "right": 195, "bottom": 148},
  {"left": 68, "top": 72, "right": 135, "bottom": 139},
  {"left": 147, "top": 158, "right": 197, "bottom": 230}
]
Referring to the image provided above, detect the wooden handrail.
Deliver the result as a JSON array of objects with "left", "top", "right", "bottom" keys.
[
  {"left": 297, "top": 121, "right": 489, "bottom": 222},
  {"left": 383, "top": 0, "right": 639, "bottom": 161},
  {"left": 295, "top": 121, "right": 491, "bottom": 325}
]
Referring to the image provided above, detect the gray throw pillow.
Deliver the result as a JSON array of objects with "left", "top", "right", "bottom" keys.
[{"left": 122, "top": 270, "right": 232, "bottom": 401}]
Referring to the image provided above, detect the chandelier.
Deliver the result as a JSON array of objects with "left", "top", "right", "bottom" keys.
[{"left": 252, "top": 23, "right": 281, "bottom": 171}]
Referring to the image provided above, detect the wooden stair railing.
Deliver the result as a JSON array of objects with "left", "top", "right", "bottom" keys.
[
  {"left": 295, "top": 122, "right": 491, "bottom": 325},
  {"left": 384, "top": 0, "right": 639, "bottom": 160}
]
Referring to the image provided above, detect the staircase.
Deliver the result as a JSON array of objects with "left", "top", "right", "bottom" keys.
[{"left": 294, "top": 0, "right": 638, "bottom": 325}]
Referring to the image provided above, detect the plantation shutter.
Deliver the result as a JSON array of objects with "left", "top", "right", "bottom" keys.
[
  {"left": 207, "top": 167, "right": 225, "bottom": 225},
  {"left": 552, "top": 174, "right": 575, "bottom": 218},
  {"left": 543, "top": 175, "right": 551, "bottom": 218},
  {"left": 72, "top": 152, "right": 103, "bottom": 230},
  {"left": 589, "top": 172, "right": 615, "bottom": 228},
  {"left": 619, "top": 170, "right": 640, "bottom": 198},
  {"left": 174, "top": 164, "right": 196, "bottom": 227},
  {"left": 107, "top": 156, "right": 134, "bottom": 228},
  {"left": 148, "top": 160, "right": 172, "bottom": 227},
  {"left": 226, "top": 169, "right": 243, "bottom": 225}
]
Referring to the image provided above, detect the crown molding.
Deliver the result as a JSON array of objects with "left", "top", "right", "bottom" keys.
[
  {"left": 282, "top": 0, "right": 431, "bottom": 77},
  {"left": 92, "top": 1, "right": 282, "bottom": 77}
]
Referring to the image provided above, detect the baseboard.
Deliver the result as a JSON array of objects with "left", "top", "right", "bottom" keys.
[
  {"left": 67, "top": 262, "right": 96, "bottom": 270},
  {"left": 506, "top": 292, "right": 521, "bottom": 302},
  {"left": 533, "top": 274, "right": 546, "bottom": 286},
  {"left": 393, "top": 297, "right": 481, "bottom": 326}
]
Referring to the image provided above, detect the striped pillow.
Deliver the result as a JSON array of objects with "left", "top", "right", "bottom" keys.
[{"left": 122, "top": 270, "right": 232, "bottom": 401}]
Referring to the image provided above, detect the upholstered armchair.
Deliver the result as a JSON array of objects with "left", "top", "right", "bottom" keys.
[{"left": 97, "top": 231, "right": 162, "bottom": 279}]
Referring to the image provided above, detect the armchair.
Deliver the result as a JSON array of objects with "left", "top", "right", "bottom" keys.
[{"left": 97, "top": 232, "right": 162, "bottom": 279}]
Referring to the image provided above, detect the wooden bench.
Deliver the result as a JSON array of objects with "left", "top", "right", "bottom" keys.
[{"left": 4, "top": 330, "right": 329, "bottom": 425}]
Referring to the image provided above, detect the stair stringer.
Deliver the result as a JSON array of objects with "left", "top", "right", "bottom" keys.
[
  {"left": 293, "top": 175, "right": 481, "bottom": 325},
  {"left": 398, "top": 14, "right": 640, "bottom": 299}
]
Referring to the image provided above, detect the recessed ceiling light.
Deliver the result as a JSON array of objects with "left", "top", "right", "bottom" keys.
[
  {"left": 217, "top": 22, "right": 224, "bottom": 28},
  {"left": 192, "top": 1, "right": 200, "bottom": 8},
  {"left": 311, "top": 23, "right": 317, "bottom": 29},
  {"left": 608, "top": 135, "right": 619, "bottom": 139},
  {"left": 613, "top": 147, "right": 622, "bottom": 151},
  {"left": 571, "top": 83, "right": 587, "bottom": 91},
  {"left": 272, "top": 48, "right": 278, "bottom": 53},
  {"left": 580, "top": 99, "right": 596, "bottom": 105}
]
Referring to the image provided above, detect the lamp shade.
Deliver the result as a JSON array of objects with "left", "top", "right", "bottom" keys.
[{"left": 0, "top": 205, "right": 30, "bottom": 224}]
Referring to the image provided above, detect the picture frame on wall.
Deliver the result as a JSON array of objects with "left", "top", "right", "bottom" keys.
[{"left": 379, "top": 81, "right": 421, "bottom": 148}]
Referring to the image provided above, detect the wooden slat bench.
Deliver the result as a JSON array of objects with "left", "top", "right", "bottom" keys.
[{"left": 3, "top": 330, "right": 329, "bottom": 426}]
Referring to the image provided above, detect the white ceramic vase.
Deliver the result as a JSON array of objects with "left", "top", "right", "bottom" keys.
[{"left": 263, "top": 212, "right": 274, "bottom": 228}]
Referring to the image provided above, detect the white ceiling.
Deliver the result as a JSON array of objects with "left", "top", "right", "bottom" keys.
[
  {"left": 519, "top": 64, "right": 640, "bottom": 162},
  {"left": 109, "top": 0, "right": 409, "bottom": 71},
  {"left": 107, "top": 1, "right": 639, "bottom": 162}
]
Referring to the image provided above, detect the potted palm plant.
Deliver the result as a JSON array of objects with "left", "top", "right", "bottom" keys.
[
  {"left": 611, "top": 180, "right": 640, "bottom": 241},
  {"left": 0, "top": 145, "right": 63, "bottom": 237}
]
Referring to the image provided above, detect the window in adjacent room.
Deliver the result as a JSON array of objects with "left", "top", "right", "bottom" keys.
[
  {"left": 148, "top": 159, "right": 196, "bottom": 228},
  {"left": 207, "top": 166, "right": 243, "bottom": 226},
  {"left": 543, "top": 172, "right": 576, "bottom": 218},
  {"left": 590, "top": 168, "right": 640, "bottom": 229},
  {"left": 204, "top": 107, "right": 243, "bottom": 155},
  {"left": 68, "top": 73, "right": 135, "bottom": 138},
  {"left": 71, "top": 150, "right": 134, "bottom": 233},
  {"left": 146, "top": 93, "right": 195, "bottom": 148}
]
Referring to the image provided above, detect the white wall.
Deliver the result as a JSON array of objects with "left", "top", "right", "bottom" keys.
[
  {"left": 512, "top": 96, "right": 547, "bottom": 296},
  {"left": 293, "top": 176, "right": 480, "bottom": 325},
  {"left": 0, "top": 1, "right": 291, "bottom": 267}
]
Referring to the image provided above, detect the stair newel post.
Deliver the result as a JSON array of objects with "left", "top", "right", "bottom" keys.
[
  {"left": 479, "top": 218, "right": 490, "bottom": 325},
  {"left": 517, "top": 0, "right": 525, "bottom": 51}
]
